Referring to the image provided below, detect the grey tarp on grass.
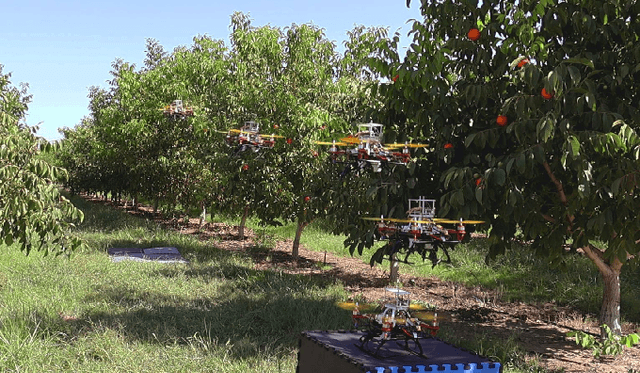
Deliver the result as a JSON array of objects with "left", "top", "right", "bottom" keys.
[{"left": 108, "top": 247, "right": 188, "bottom": 263}]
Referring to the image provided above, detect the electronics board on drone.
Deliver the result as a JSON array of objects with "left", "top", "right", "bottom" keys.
[
  {"left": 364, "top": 196, "right": 484, "bottom": 267},
  {"left": 162, "top": 100, "right": 194, "bottom": 119}
]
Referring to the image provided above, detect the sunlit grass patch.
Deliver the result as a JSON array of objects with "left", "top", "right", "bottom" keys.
[
  {"left": 0, "top": 196, "right": 353, "bottom": 372},
  {"left": 3, "top": 194, "right": 634, "bottom": 372}
]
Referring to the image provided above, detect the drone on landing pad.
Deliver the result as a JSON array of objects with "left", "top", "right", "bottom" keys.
[
  {"left": 337, "top": 287, "right": 445, "bottom": 358},
  {"left": 315, "top": 123, "right": 427, "bottom": 175},
  {"left": 363, "top": 197, "right": 485, "bottom": 268}
]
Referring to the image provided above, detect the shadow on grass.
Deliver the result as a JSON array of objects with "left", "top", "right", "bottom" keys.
[
  {"left": 51, "top": 251, "right": 352, "bottom": 359},
  {"left": 439, "top": 318, "right": 581, "bottom": 371}
]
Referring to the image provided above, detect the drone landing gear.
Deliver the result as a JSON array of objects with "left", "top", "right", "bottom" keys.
[
  {"left": 426, "top": 245, "right": 453, "bottom": 268},
  {"left": 357, "top": 332, "right": 428, "bottom": 359},
  {"left": 233, "top": 144, "right": 265, "bottom": 157}
]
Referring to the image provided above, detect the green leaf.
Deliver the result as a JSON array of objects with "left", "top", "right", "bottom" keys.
[
  {"left": 567, "top": 65, "right": 581, "bottom": 86},
  {"left": 494, "top": 168, "right": 506, "bottom": 186},
  {"left": 465, "top": 132, "right": 477, "bottom": 147},
  {"left": 568, "top": 135, "right": 580, "bottom": 158},
  {"left": 611, "top": 177, "right": 622, "bottom": 195},
  {"left": 516, "top": 152, "right": 525, "bottom": 173},
  {"left": 506, "top": 158, "right": 515, "bottom": 175},
  {"left": 563, "top": 57, "right": 594, "bottom": 69},
  {"left": 455, "top": 189, "right": 465, "bottom": 206}
]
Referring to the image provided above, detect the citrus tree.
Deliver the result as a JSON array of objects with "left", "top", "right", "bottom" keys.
[
  {"left": 213, "top": 14, "right": 361, "bottom": 253},
  {"left": 60, "top": 40, "right": 217, "bottom": 216},
  {"left": 327, "top": 26, "right": 439, "bottom": 283},
  {"left": 0, "top": 65, "right": 83, "bottom": 255},
  {"left": 58, "top": 13, "right": 383, "bottom": 260},
  {"left": 388, "top": 0, "right": 640, "bottom": 336}
]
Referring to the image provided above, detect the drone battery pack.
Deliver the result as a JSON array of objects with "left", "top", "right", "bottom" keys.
[{"left": 297, "top": 330, "right": 501, "bottom": 373}]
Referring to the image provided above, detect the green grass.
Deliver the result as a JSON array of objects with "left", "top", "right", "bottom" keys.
[
  {"left": 3, "top": 196, "right": 636, "bottom": 372},
  {"left": 0, "top": 196, "right": 352, "bottom": 372}
]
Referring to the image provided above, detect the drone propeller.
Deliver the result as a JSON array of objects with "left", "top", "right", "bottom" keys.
[
  {"left": 361, "top": 217, "right": 420, "bottom": 224},
  {"left": 336, "top": 302, "right": 379, "bottom": 312},
  {"left": 315, "top": 141, "right": 348, "bottom": 146},
  {"left": 412, "top": 310, "right": 451, "bottom": 322},
  {"left": 220, "top": 129, "right": 285, "bottom": 138},
  {"left": 340, "top": 136, "right": 363, "bottom": 144},
  {"left": 431, "top": 218, "right": 486, "bottom": 225},
  {"left": 385, "top": 143, "right": 429, "bottom": 148},
  {"left": 409, "top": 303, "right": 429, "bottom": 311},
  {"left": 260, "top": 134, "right": 285, "bottom": 139},
  {"left": 362, "top": 216, "right": 392, "bottom": 221},
  {"left": 362, "top": 216, "right": 438, "bottom": 224}
]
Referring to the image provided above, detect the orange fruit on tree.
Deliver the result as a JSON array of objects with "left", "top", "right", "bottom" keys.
[
  {"left": 444, "top": 143, "right": 454, "bottom": 149},
  {"left": 517, "top": 58, "right": 529, "bottom": 68},
  {"left": 496, "top": 115, "right": 508, "bottom": 127},
  {"left": 475, "top": 178, "right": 482, "bottom": 187},
  {"left": 392, "top": 74, "right": 399, "bottom": 82},
  {"left": 541, "top": 87, "right": 554, "bottom": 99},
  {"left": 467, "top": 28, "right": 480, "bottom": 41}
]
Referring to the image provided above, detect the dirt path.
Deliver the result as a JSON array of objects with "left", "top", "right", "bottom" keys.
[{"left": 84, "top": 195, "right": 640, "bottom": 373}]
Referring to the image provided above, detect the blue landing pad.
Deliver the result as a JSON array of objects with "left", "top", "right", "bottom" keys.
[
  {"left": 297, "top": 330, "right": 501, "bottom": 373},
  {"left": 108, "top": 247, "right": 188, "bottom": 264}
]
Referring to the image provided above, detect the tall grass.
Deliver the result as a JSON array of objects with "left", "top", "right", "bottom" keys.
[{"left": 0, "top": 196, "right": 352, "bottom": 372}]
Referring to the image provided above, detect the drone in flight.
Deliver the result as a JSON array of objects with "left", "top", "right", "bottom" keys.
[
  {"left": 162, "top": 100, "right": 194, "bottom": 119},
  {"left": 218, "top": 121, "right": 286, "bottom": 154},
  {"left": 316, "top": 123, "right": 427, "bottom": 175},
  {"left": 363, "top": 197, "right": 485, "bottom": 267},
  {"left": 337, "top": 287, "right": 444, "bottom": 358}
]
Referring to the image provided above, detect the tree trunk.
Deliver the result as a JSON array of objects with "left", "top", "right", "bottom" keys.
[
  {"left": 154, "top": 197, "right": 159, "bottom": 213},
  {"left": 600, "top": 265, "right": 622, "bottom": 337},
  {"left": 239, "top": 205, "right": 249, "bottom": 240},
  {"left": 581, "top": 245, "right": 624, "bottom": 337},
  {"left": 199, "top": 202, "right": 206, "bottom": 228},
  {"left": 292, "top": 218, "right": 308, "bottom": 260},
  {"left": 389, "top": 252, "right": 400, "bottom": 284}
]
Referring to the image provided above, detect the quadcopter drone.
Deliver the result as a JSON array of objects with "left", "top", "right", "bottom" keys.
[
  {"left": 364, "top": 197, "right": 484, "bottom": 267},
  {"left": 162, "top": 100, "right": 194, "bottom": 119},
  {"left": 218, "top": 121, "right": 285, "bottom": 154},
  {"left": 316, "top": 123, "right": 427, "bottom": 175},
  {"left": 338, "top": 287, "right": 442, "bottom": 358}
]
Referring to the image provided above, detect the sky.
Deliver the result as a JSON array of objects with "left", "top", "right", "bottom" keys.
[{"left": 0, "top": 0, "right": 422, "bottom": 141}]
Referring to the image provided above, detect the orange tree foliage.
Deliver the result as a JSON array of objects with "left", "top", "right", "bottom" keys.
[
  {"left": 371, "top": 0, "right": 640, "bottom": 335},
  {"left": 0, "top": 65, "right": 83, "bottom": 255}
]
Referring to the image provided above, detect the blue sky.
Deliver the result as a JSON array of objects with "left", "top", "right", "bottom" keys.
[{"left": 1, "top": 0, "right": 422, "bottom": 141}]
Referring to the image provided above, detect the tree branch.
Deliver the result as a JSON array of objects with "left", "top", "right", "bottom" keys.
[
  {"left": 542, "top": 161, "right": 568, "bottom": 206},
  {"left": 581, "top": 244, "right": 611, "bottom": 276},
  {"left": 542, "top": 161, "right": 576, "bottom": 230}
]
